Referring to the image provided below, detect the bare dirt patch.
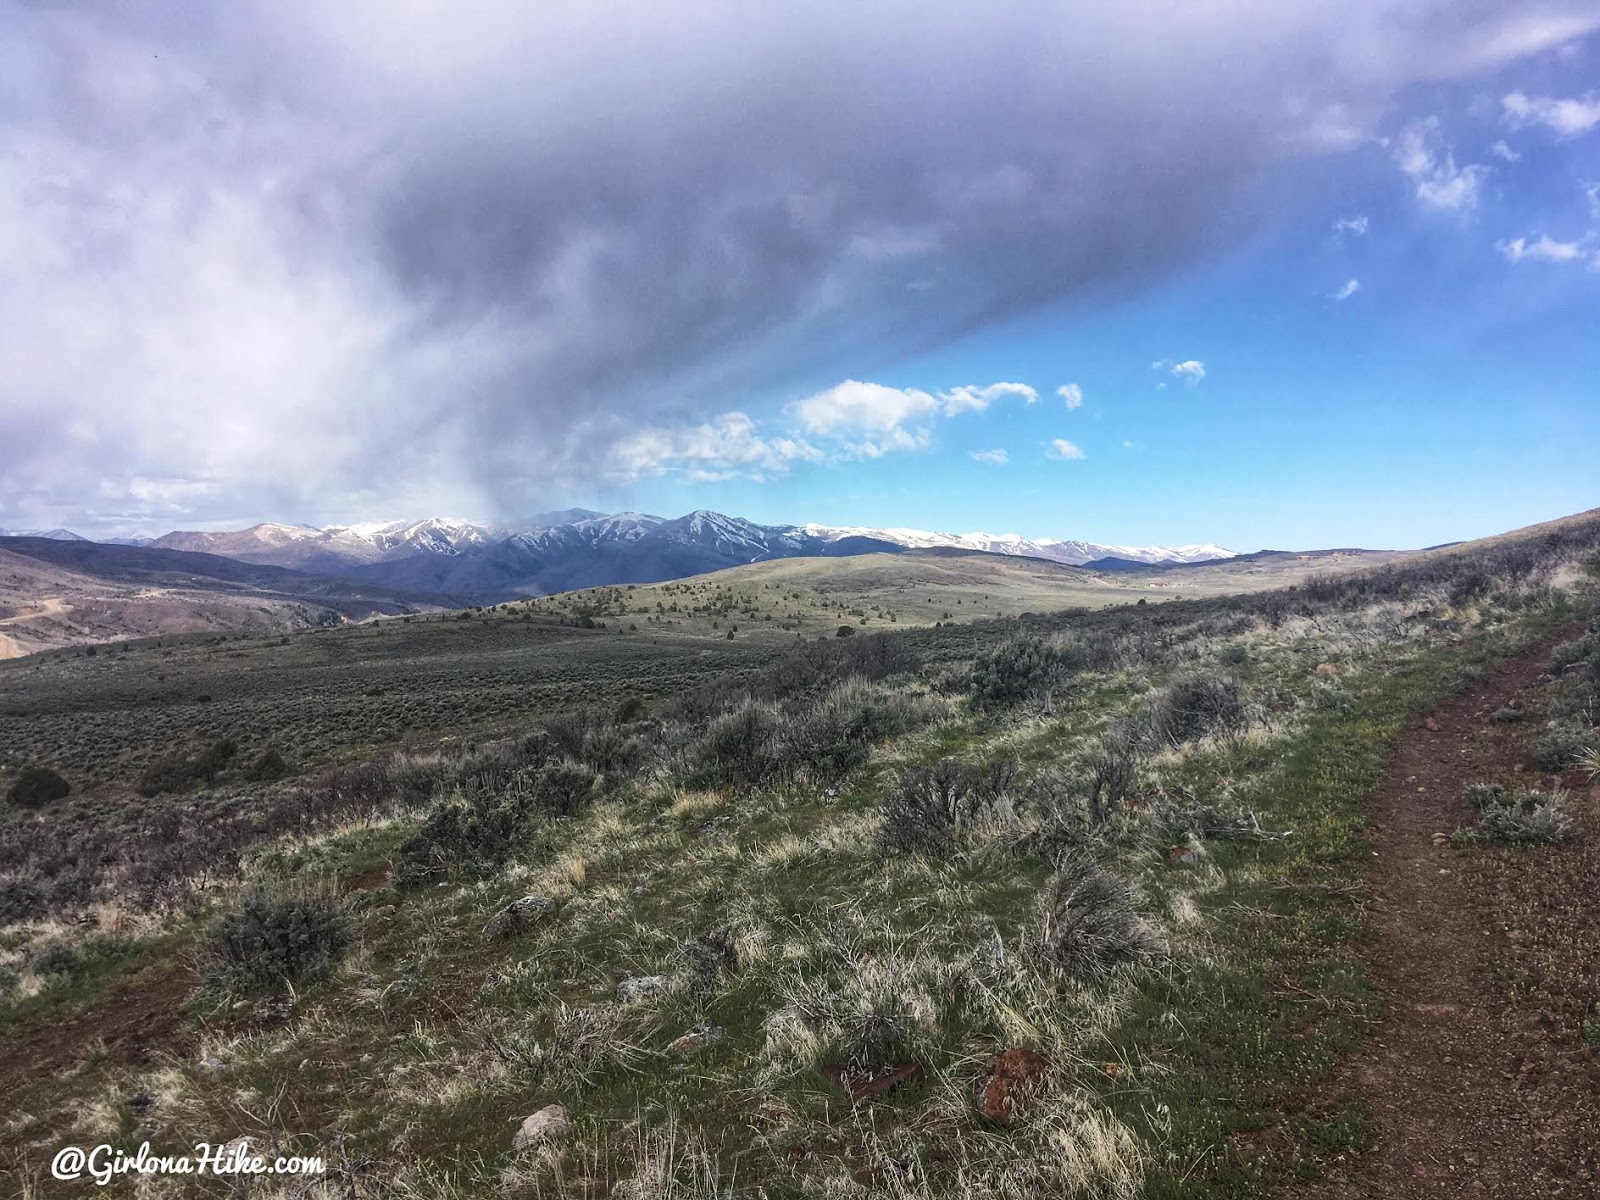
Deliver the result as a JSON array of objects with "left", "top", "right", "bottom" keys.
[
  {"left": 0, "top": 966, "right": 197, "bottom": 1091},
  {"left": 1300, "top": 631, "right": 1600, "bottom": 1199}
]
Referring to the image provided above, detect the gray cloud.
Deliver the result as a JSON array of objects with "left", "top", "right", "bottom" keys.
[{"left": 3, "top": 0, "right": 1598, "bottom": 531}]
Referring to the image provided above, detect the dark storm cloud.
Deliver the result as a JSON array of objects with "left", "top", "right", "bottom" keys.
[{"left": 3, "top": 0, "right": 1598, "bottom": 530}]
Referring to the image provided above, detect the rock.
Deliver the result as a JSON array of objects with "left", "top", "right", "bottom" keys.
[
  {"left": 1315, "top": 663, "right": 1339, "bottom": 677},
  {"left": 666, "top": 1022, "right": 726, "bottom": 1054},
  {"left": 616, "top": 975, "right": 669, "bottom": 1005},
  {"left": 512, "top": 1104, "right": 571, "bottom": 1152},
  {"left": 483, "top": 894, "right": 556, "bottom": 940},
  {"left": 1167, "top": 845, "right": 1201, "bottom": 867},
  {"left": 1424, "top": 717, "right": 1441, "bottom": 732},
  {"left": 197, "top": 1056, "right": 229, "bottom": 1076},
  {"left": 978, "top": 1048, "right": 1053, "bottom": 1122}
]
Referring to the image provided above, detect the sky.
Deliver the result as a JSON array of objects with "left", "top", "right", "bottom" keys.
[{"left": 1, "top": 1, "right": 1598, "bottom": 551}]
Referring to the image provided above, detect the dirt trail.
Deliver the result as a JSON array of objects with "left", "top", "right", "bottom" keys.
[
  {"left": 1303, "top": 632, "right": 1600, "bottom": 1199},
  {"left": 0, "top": 967, "right": 198, "bottom": 1091}
]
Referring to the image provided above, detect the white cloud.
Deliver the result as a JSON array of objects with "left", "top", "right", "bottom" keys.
[
  {"left": 1502, "top": 90, "right": 1600, "bottom": 138},
  {"left": 1586, "top": 181, "right": 1600, "bottom": 221},
  {"left": 792, "top": 379, "right": 939, "bottom": 436},
  {"left": 940, "top": 381, "right": 1039, "bottom": 413},
  {"left": 613, "top": 411, "right": 822, "bottom": 481},
  {"left": 1496, "top": 234, "right": 1584, "bottom": 263},
  {"left": 1057, "top": 382, "right": 1084, "bottom": 411},
  {"left": 1394, "top": 118, "right": 1488, "bottom": 211},
  {"left": 1333, "top": 215, "right": 1368, "bottom": 236},
  {"left": 970, "top": 448, "right": 1009, "bottom": 466},
  {"left": 1170, "top": 360, "right": 1206, "bottom": 383},
  {"left": 1490, "top": 139, "right": 1521, "bottom": 161},
  {"left": 1046, "top": 438, "right": 1087, "bottom": 461},
  {"left": 1334, "top": 278, "right": 1361, "bottom": 301},
  {"left": 790, "top": 377, "right": 1035, "bottom": 458}
]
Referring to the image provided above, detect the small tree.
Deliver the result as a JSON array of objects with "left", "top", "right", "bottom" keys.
[{"left": 6, "top": 765, "right": 70, "bottom": 808}]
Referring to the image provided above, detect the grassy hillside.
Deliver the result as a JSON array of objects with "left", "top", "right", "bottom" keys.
[
  {"left": 1, "top": 511, "right": 1598, "bottom": 1198},
  {"left": 516, "top": 545, "right": 1428, "bottom": 637},
  {"left": 0, "top": 538, "right": 443, "bottom": 658}
]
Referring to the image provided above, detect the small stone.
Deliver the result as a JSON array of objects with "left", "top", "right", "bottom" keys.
[
  {"left": 1424, "top": 717, "right": 1441, "bottom": 732},
  {"left": 197, "top": 1056, "right": 228, "bottom": 1076},
  {"left": 1167, "top": 845, "right": 1201, "bottom": 867},
  {"left": 616, "top": 975, "right": 669, "bottom": 1005},
  {"left": 512, "top": 1104, "right": 571, "bottom": 1152}
]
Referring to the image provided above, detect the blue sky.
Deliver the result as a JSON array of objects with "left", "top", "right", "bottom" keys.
[
  {"left": 3, "top": 3, "right": 1598, "bottom": 550},
  {"left": 621, "top": 81, "right": 1600, "bottom": 551}
]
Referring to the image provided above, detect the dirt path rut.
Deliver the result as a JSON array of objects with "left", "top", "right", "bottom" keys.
[{"left": 1304, "top": 633, "right": 1600, "bottom": 1199}]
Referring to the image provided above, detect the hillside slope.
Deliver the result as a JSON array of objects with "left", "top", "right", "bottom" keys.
[{"left": 0, "top": 537, "right": 442, "bottom": 656}]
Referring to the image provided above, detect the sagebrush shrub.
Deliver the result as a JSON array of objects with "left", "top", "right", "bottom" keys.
[
  {"left": 1025, "top": 854, "right": 1164, "bottom": 983},
  {"left": 28, "top": 939, "right": 80, "bottom": 979},
  {"left": 6, "top": 764, "right": 70, "bottom": 808},
  {"left": 1533, "top": 724, "right": 1600, "bottom": 772},
  {"left": 1137, "top": 671, "right": 1246, "bottom": 747},
  {"left": 1459, "top": 784, "right": 1571, "bottom": 844},
  {"left": 878, "top": 759, "right": 1020, "bottom": 857},
  {"left": 203, "top": 892, "right": 350, "bottom": 993},
  {"left": 243, "top": 747, "right": 289, "bottom": 782},
  {"left": 690, "top": 700, "right": 783, "bottom": 789},
  {"left": 970, "top": 634, "right": 1077, "bottom": 712},
  {"left": 788, "top": 679, "right": 939, "bottom": 781},
  {"left": 135, "top": 754, "right": 199, "bottom": 798}
]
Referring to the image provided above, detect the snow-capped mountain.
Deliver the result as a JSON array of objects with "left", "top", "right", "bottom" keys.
[
  {"left": 0, "top": 527, "right": 88, "bottom": 541},
  {"left": 116, "top": 509, "right": 1233, "bottom": 600},
  {"left": 800, "top": 524, "right": 1234, "bottom": 567}
]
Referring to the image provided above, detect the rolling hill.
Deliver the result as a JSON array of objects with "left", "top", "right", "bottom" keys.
[{"left": 0, "top": 537, "right": 444, "bottom": 657}]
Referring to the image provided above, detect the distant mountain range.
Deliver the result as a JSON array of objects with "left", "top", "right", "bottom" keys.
[{"left": 5, "top": 511, "right": 1237, "bottom": 603}]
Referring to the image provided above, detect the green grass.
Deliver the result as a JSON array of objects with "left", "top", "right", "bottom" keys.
[{"left": 1, "top": 524, "right": 1595, "bottom": 1198}]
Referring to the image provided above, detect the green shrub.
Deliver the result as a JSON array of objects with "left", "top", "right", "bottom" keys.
[
  {"left": 28, "top": 939, "right": 80, "bottom": 979},
  {"left": 135, "top": 754, "right": 199, "bottom": 798},
  {"left": 690, "top": 700, "right": 784, "bottom": 789},
  {"left": 1458, "top": 784, "right": 1571, "bottom": 844},
  {"left": 1024, "top": 854, "right": 1164, "bottom": 983},
  {"left": 0, "top": 879, "right": 48, "bottom": 925},
  {"left": 970, "top": 634, "right": 1077, "bottom": 712},
  {"left": 1533, "top": 724, "right": 1600, "bottom": 772},
  {"left": 6, "top": 764, "right": 70, "bottom": 808},
  {"left": 1137, "top": 671, "right": 1246, "bottom": 747},
  {"left": 244, "top": 747, "right": 289, "bottom": 782},
  {"left": 878, "top": 759, "right": 1020, "bottom": 858},
  {"left": 533, "top": 761, "right": 601, "bottom": 817},
  {"left": 788, "top": 679, "right": 939, "bottom": 782},
  {"left": 202, "top": 893, "right": 350, "bottom": 993}
]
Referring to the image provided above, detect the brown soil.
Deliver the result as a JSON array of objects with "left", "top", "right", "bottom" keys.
[
  {"left": 0, "top": 965, "right": 198, "bottom": 1091},
  {"left": 1301, "top": 632, "right": 1600, "bottom": 1199}
]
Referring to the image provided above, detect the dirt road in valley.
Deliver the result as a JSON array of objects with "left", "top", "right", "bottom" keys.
[{"left": 1299, "top": 632, "right": 1600, "bottom": 1199}]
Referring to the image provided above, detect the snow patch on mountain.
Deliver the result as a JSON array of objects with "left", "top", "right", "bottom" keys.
[{"left": 800, "top": 523, "right": 1234, "bottom": 566}]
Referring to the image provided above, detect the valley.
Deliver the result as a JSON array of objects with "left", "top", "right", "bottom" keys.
[{"left": 1, "top": 508, "right": 1597, "bottom": 1198}]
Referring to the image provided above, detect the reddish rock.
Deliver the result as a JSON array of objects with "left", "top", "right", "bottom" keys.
[
  {"left": 1425, "top": 717, "right": 1441, "bottom": 732},
  {"left": 978, "top": 1048, "right": 1053, "bottom": 1122}
]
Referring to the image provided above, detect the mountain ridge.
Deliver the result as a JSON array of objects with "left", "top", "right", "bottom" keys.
[{"left": 14, "top": 510, "right": 1239, "bottom": 604}]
